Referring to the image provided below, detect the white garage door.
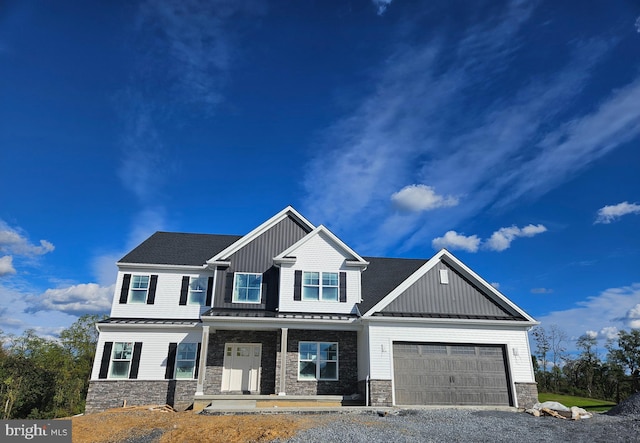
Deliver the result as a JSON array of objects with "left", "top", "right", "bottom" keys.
[{"left": 393, "top": 342, "right": 512, "bottom": 406}]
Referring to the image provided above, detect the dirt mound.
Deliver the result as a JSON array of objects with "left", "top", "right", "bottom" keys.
[
  {"left": 71, "top": 406, "right": 327, "bottom": 443},
  {"left": 606, "top": 392, "right": 640, "bottom": 417}
]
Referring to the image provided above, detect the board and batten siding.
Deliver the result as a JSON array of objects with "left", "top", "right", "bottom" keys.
[
  {"left": 278, "top": 232, "right": 360, "bottom": 314},
  {"left": 110, "top": 270, "right": 213, "bottom": 319},
  {"left": 91, "top": 329, "right": 202, "bottom": 380},
  {"left": 366, "top": 323, "right": 535, "bottom": 384}
]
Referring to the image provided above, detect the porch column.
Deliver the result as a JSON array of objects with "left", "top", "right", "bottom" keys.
[
  {"left": 196, "top": 325, "right": 210, "bottom": 395},
  {"left": 278, "top": 327, "right": 288, "bottom": 396}
]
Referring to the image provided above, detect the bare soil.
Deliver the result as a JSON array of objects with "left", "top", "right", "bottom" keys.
[{"left": 71, "top": 406, "right": 327, "bottom": 443}]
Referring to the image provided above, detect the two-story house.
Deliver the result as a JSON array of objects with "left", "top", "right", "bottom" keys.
[{"left": 85, "top": 206, "right": 539, "bottom": 413}]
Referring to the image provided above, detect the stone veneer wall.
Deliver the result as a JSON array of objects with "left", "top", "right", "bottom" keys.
[
  {"left": 367, "top": 379, "right": 393, "bottom": 407},
  {"left": 84, "top": 380, "right": 197, "bottom": 414},
  {"left": 515, "top": 382, "right": 539, "bottom": 409},
  {"left": 202, "top": 330, "right": 278, "bottom": 395},
  {"left": 275, "top": 330, "right": 358, "bottom": 396}
]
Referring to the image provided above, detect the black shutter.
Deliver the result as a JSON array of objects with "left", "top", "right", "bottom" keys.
[
  {"left": 119, "top": 274, "right": 131, "bottom": 304},
  {"left": 294, "top": 270, "right": 302, "bottom": 301},
  {"left": 339, "top": 272, "right": 347, "bottom": 302},
  {"left": 179, "top": 276, "right": 189, "bottom": 306},
  {"left": 147, "top": 275, "right": 158, "bottom": 304},
  {"left": 129, "top": 342, "right": 143, "bottom": 379},
  {"left": 98, "top": 342, "right": 113, "bottom": 379},
  {"left": 194, "top": 343, "right": 202, "bottom": 379},
  {"left": 224, "top": 272, "right": 234, "bottom": 303},
  {"left": 205, "top": 276, "right": 214, "bottom": 306},
  {"left": 165, "top": 342, "right": 177, "bottom": 380}
]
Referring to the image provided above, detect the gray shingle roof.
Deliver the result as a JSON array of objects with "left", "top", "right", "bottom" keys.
[
  {"left": 119, "top": 232, "right": 242, "bottom": 266},
  {"left": 358, "top": 256, "right": 427, "bottom": 314}
]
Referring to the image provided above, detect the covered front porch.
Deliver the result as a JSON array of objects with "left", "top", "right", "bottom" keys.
[{"left": 192, "top": 313, "right": 362, "bottom": 411}]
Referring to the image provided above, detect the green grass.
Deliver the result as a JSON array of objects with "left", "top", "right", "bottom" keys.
[{"left": 537, "top": 393, "right": 617, "bottom": 412}]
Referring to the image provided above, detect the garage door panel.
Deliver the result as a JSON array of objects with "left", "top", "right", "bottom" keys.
[{"left": 393, "top": 342, "right": 511, "bottom": 406}]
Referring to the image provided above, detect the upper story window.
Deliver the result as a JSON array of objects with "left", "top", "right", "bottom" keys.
[
  {"left": 233, "top": 273, "right": 262, "bottom": 303},
  {"left": 189, "top": 277, "right": 207, "bottom": 305},
  {"left": 119, "top": 274, "right": 157, "bottom": 305},
  {"left": 175, "top": 343, "right": 198, "bottom": 379},
  {"left": 303, "top": 272, "right": 338, "bottom": 301},
  {"left": 129, "top": 275, "right": 150, "bottom": 303},
  {"left": 110, "top": 342, "right": 133, "bottom": 378}
]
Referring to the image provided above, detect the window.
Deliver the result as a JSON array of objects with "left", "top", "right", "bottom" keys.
[
  {"left": 233, "top": 273, "right": 262, "bottom": 303},
  {"left": 129, "top": 275, "right": 150, "bottom": 303},
  {"left": 298, "top": 342, "right": 338, "bottom": 380},
  {"left": 439, "top": 269, "right": 449, "bottom": 285},
  {"left": 188, "top": 277, "right": 207, "bottom": 305},
  {"left": 302, "top": 272, "right": 338, "bottom": 301},
  {"left": 175, "top": 343, "right": 198, "bottom": 379},
  {"left": 110, "top": 342, "right": 133, "bottom": 378}
]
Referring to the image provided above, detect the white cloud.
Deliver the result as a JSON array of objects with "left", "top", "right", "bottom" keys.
[
  {"left": 432, "top": 231, "right": 480, "bottom": 252},
  {"left": 0, "top": 220, "right": 55, "bottom": 257},
  {"left": 0, "top": 255, "right": 16, "bottom": 276},
  {"left": 595, "top": 201, "right": 640, "bottom": 224},
  {"left": 623, "top": 303, "right": 640, "bottom": 329},
  {"left": 531, "top": 287, "right": 553, "bottom": 294},
  {"left": 372, "top": 0, "right": 393, "bottom": 15},
  {"left": 484, "top": 224, "right": 547, "bottom": 251},
  {"left": 26, "top": 283, "right": 114, "bottom": 316},
  {"left": 536, "top": 283, "right": 640, "bottom": 350},
  {"left": 490, "top": 282, "right": 500, "bottom": 289},
  {"left": 635, "top": 15, "right": 640, "bottom": 33},
  {"left": 391, "top": 185, "right": 459, "bottom": 212},
  {"left": 301, "top": 1, "right": 629, "bottom": 254}
]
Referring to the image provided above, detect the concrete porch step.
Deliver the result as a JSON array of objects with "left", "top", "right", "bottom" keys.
[{"left": 197, "top": 394, "right": 362, "bottom": 412}]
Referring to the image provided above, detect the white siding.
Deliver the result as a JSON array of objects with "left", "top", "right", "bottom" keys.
[
  {"left": 110, "top": 269, "right": 213, "bottom": 319},
  {"left": 91, "top": 328, "right": 202, "bottom": 380},
  {"left": 366, "top": 322, "right": 535, "bottom": 383},
  {"left": 277, "top": 233, "right": 360, "bottom": 314}
]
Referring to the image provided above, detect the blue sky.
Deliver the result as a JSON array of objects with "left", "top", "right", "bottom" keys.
[{"left": 1, "top": 0, "right": 639, "bottom": 353}]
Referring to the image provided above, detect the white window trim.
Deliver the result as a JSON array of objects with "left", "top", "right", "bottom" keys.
[
  {"left": 175, "top": 343, "right": 198, "bottom": 379},
  {"left": 298, "top": 341, "right": 339, "bottom": 381},
  {"left": 302, "top": 271, "right": 339, "bottom": 302},
  {"left": 110, "top": 342, "right": 133, "bottom": 379},
  {"left": 232, "top": 272, "right": 263, "bottom": 304},
  {"left": 129, "top": 274, "right": 150, "bottom": 303},
  {"left": 188, "top": 277, "right": 207, "bottom": 305}
]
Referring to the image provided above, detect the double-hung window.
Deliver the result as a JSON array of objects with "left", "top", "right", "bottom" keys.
[
  {"left": 298, "top": 342, "right": 338, "bottom": 381},
  {"left": 302, "top": 272, "right": 338, "bottom": 301},
  {"left": 110, "top": 342, "right": 133, "bottom": 378},
  {"left": 233, "top": 273, "right": 262, "bottom": 303},
  {"left": 175, "top": 343, "right": 198, "bottom": 379},
  {"left": 188, "top": 277, "right": 207, "bottom": 305},
  {"left": 129, "top": 275, "right": 150, "bottom": 303}
]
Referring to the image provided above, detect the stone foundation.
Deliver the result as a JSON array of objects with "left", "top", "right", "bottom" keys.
[
  {"left": 368, "top": 379, "right": 393, "bottom": 407},
  {"left": 515, "top": 382, "right": 538, "bottom": 409},
  {"left": 84, "top": 380, "right": 197, "bottom": 414}
]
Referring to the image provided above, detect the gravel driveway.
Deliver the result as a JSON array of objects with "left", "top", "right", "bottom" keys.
[{"left": 278, "top": 409, "right": 640, "bottom": 443}]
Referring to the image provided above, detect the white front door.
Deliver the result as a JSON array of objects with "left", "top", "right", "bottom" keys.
[{"left": 221, "top": 343, "right": 262, "bottom": 392}]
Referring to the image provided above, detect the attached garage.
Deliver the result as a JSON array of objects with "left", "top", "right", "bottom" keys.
[{"left": 393, "top": 342, "right": 513, "bottom": 406}]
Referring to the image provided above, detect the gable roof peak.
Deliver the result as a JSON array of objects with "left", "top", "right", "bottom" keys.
[
  {"left": 207, "top": 206, "right": 315, "bottom": 263},
  {"left": 273, "top": 224, "right": 369, "bottom": 267}
]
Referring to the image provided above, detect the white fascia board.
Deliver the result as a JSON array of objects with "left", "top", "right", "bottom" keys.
[
  {"left": 273, "top": 225, "right": 369, "bottom": 267},
  {"left": 361, "top": 250, "right": 445, "bottom": 317},
  {"left": 96, "top": 322, "right": 201, "bottom": 332},
  {"left": 207, "top": 206, "right": 315, "bottom": 263},
  {"left": 437, "top": 249, "right": 538, "bottom": 323},
  {"left": 362, "top": 316, "right": 539, "bottom": 329},
  {"left": 117, "top": 263, "right": 208, "bottom": 272},
  {"left": 201, "top": 316, "right": 361, "bottom": 331}
]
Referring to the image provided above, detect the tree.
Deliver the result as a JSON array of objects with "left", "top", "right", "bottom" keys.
[
  {"left": 574, "top": 334, "right": 599, "bottom": 397},
  {"left": 532, "top": 326, "right": 550, "bottom": 391},
  {"left": 607, "top": 328, "right": 640, "bottom": 393}
]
